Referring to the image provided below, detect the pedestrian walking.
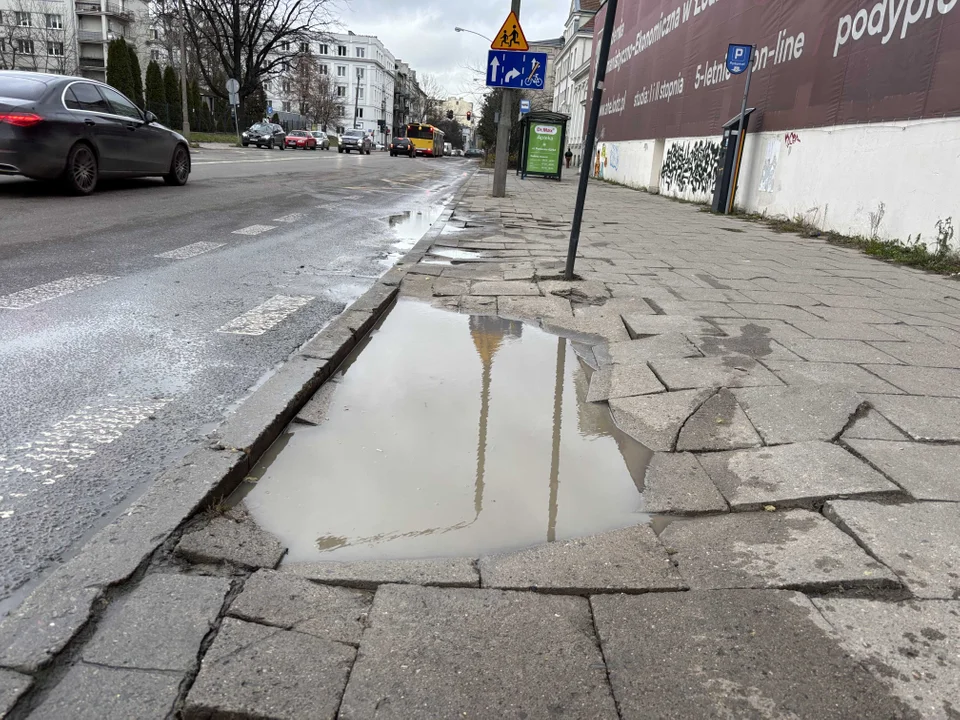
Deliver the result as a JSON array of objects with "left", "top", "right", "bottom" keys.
[{"left": 564, "top": 148, "right": 573, "bottom": 169}]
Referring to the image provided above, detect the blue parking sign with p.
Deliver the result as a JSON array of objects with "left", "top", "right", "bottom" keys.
[{"left": 726, "top": 44, "right": 753, "bottom": 75}]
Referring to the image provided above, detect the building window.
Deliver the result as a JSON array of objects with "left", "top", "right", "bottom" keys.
[
  {"left": 17, "top": 39, "right": 35, "bottom": 54},
  {"left": 357, "top": 108, "right": 363, "bottom": 118},
  {"left": 151, "top": 28, "right": 159, "bottom": 40},
  {"left": 337, "top": 45, "right": 347, "bottom": 56},
  {"left": 16, "top": 12, "right": 31, "bottom": 27},
  {"left": 356, "top": 47, "right": 364, "bottom": 58},
  {"left": 282, "top": 101, "right": 290, "bottom": 112},
  {"left": 150, "top": 49, "right": 160, "bottom": 61},
  {"left": 336, "top": 65, "right": 345, "bottom": 77},
  {"left": 356, "top": 68, "right": 364, "bottom": 80},
  {"left": 319, "top": 64, "right": 328, "bottom": 75},
  {"left": 358, "top": 88, "right": 364, "bottom": 100},
  {"left": 318, "top": 44, "right": 328, "bottom": 55},
  {"left": 282, "top": 80, "right": 290, "bottom": 93},
  {"left": 280, "top": 40, "right": 290, "bottom": 52},
  {"left": 46, "top": 14, "right": 63, "bottom": 29},
  {"left": 48, "top": 41, "right": 64, "bottom": 56},
  {"left": 299, "top": 42, "right": 309, "bottom": 53},
  {"left": 336, "top": 85, "right": 345, "bottom": 97}
]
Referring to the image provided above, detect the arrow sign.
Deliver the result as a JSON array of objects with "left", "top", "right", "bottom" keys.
[
  {"left": 489, "top": 55, "right": 500, "bottom": 83},
  {"left": 504, "top": 68, "right": 520, "bottom": 83}
]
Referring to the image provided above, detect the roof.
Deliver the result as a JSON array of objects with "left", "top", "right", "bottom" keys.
[
  {"left": 520, "top": 110, "right": 571, "bottom": 124},
  {"left": 529, "top": 37, "right": 564, "bottom": 48},
  {"left": 581, "top": 16, "right": 597, "bottom": 32}
]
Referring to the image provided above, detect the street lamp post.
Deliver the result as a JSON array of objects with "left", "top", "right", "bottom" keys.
[{"left": 454, "top": 27, "right": 493, "bottom": 43}]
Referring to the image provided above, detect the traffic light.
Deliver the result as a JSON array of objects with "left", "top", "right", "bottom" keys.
[
  {"left": 466, "top": 111, "right": 472, "bottom": 121},
  {"left": 447, "top": 110, "right": 454, "bottom": 120}
]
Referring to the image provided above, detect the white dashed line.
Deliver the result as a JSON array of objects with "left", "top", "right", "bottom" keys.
[
  {"left": 0, "top": 397, "right": 172, "bottom": 497},
  {"left": 232, "top": 225, "right": 277, "bottom": 236},
  {"left": 0, "top": 275, "right": 115, "bottom": 310},
  {"left": 273, "top": 213, "right": 306, "bottom": 223},
  {"left": 155, "top": 241, "right": 226, "bottom": 260},
  {"left": 217, "top": 295, "right": 314, "bottom": 336}
]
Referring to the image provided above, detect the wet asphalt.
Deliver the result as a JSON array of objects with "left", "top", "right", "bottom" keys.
[{"left": 0, "top": 146, "right": 474, "bottom": 611}]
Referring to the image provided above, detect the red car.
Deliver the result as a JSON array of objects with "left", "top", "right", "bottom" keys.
[{"left": 285, "top": 130, "right": 317, "bottom": 150}]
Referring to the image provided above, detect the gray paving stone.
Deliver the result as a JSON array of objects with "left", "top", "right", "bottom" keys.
[
  {"left": 470, "top": 280, "right": 541, "bottom": 296},
  {"left": 29, "top": 664, "right": 181, "bottom": 720},
  {"left": 543, "top": 312, "right": 632, "bottom": 343},
  {"left": 175, "top": 506, "right": 286, "bottom": 570},
  {"left": 339, "top": 585, "right": 618, "bottom": 720},
  {"left": 739, "top": 290, "right": 819, "bottom": 305},
  {"left": 767, "top": 361, "right": 904, "bottom": 393},
  {"left": 694, "top": 331, "right": 804, "bottom": 362},
  {"left": 0, "top": 669, "right": 30, "bottom": 716},
  {"left": 824, "top": 500, "right": 960, "bottom": 599},
  {"left": 676, "top": 389, "right": 762, "bottom": 451},
  {"left": 698, "top": 441, "right": 901, "bottom": 510},
  {"left": 642, "top": 452, "right": 728, "bottom": 515},
  {"left": 863, "top": 364, "right": 960, "bottom": 397},
  {"left": 83, "top": 573, "right": 229, "bottom": 672},
  {"left": 790, "top": 320, "right": 899, "bottom": 341},
  {"left": 807, "top": 306, "right": 900, "bottom": 324},
  {"left": 479, "top": 524, "right": 684, "bottom": 593},
  {"left": 725, "top": 303, "right": 823, "bottom": 322},
  {"left": 661, "top": 510, "right": 897, "bottom": 591},
  {"left": 497, "top": 295, "right": 572, "bottom": 320},
  {"left": 870, "top": 341, "right": 960, "bottom": 368},
  {"left": 228, "top": 569, "right": 372, "bottom": 646},
  {"left": 733, "top": 385, "right": 863, "bottom": 444},
  {"left": 184, "top": 618, "right": 355, "bottom": 720},
  {"left": 592, "top": 590, "right": 915, "bottom": 720},
  {"left": 609, "top": 389, "right": 713, "bottom": 451},
  {"left": 649, "top": 355, "right": 785, "bottom": 391},
  {"left": 600, "top": 333, "right": 701, "bottom": 366},
  {"left": 285, "top": 557, "right": 479, "bottom": 589},
  {"left": 586, "top": 363, "right": 665, "bottom": 402},
  {"left": 784, "top": 338, "right": 902, "bottom": 364},
  {"left": 620, "top": 313, "right": 720, "bottom": 338},
  {"left": 812, "top": 598, "right": 960, "bottom": 719},
  {"left": 864, "top": 394, "right": 960, "bottom": 441},
  {"left": 842, "top": 408, "right": 910, "bottom": 441},
  {"left": 844, "top": 440, "right": 960, "bottom": 501}
]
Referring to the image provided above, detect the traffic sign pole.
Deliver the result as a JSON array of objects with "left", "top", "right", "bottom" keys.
[
  {"left": 727, "top": 46, "right": 755, "bottom": 215},
  {"left": 493, "top": 0, "right": 521, "bottom": 199}
]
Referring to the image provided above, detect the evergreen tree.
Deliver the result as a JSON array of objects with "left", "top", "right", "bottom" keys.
[
  {"left": 145, "top": 60, "right": 166, "bottom": 123},
  {"left": 163, "top": 66, "right": 182, "bottom": 130},
  {"left": 270, "top": 112, "right": 280, "bottom": 124},
  {"left": 106, "top": 38, "right": 134, "bottom": 100},
  {"left": 126, "top": 44, "right": 144, "bottom": 108},
  {"left": 200, "top": 103, "right": 214, "bottom": 133}
]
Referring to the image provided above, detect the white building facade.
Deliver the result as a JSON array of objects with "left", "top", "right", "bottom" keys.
[{"left": 551, "top": 0, "right": 600, "bottom": 166}]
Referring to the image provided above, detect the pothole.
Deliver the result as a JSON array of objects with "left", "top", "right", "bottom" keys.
[{"left": 236, "top": 300, "right": 652, "bottom": 564}]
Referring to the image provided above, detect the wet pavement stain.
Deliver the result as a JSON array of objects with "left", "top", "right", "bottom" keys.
[{"left": 240, "top": 300, "right": 652, "bottom": 563}]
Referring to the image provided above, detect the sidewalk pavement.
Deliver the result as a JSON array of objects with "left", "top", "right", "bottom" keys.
[{"left": 3, "top": 170, "right": 959, "bottom": 719}]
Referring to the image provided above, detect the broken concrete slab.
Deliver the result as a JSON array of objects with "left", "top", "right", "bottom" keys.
[
  {"left": 697, "top": 441, "right": 902, "bottom": 510},
  {"left": 693, "top": 323, "right": 805, "bottom": 361},
  {"left": 844, "top": 440, "right": 960, "bottom": 501},
  {"left": 649, "top": 355, "right": 785, "bottom": 391},
  {"left": 175, "top": 505, "right": 286, "bottom": 570},
  {"left": 642, "top": 452, "right": 728, "bottom": 515},
  {"left": 496, "top": 295, "right": 572, "bottom": 321},
  {"left": 458, "top": 295, "right": 497, "bottom": 315},
  {"left": 766, "top": 361, "right": 905, "bottom": 394},
  {"left": 478, "top": 524, "right": 685, "bottom": 593},
  {"left": 842, "top": 408, "right": 910, "bottom": 441},
  {"left": 812, "top": 597, "right": 960, "bottom": 719},
  {"left": 338, "top": 585, "right": 618, "bottom": 719},
  {"left": 609, "top": 389, "right": 713, "bottom": 451},
  {"left": 863, "top": 364, "right": 960, "bottom": 397},
  {"left": 732, "top": 385, "right": 863, "bottom": 444},
  {"left": 284, "top": 557, "right": 479, "bottom": 590},
  {"left": 783, "top": 338, "right": 902, "bottom": 364},
  {"left": 824, "top": 500, "right": 960, "bottom": 599},
  {"left": 0, "top": 669, "right": 30, "bottom": 716},
  {"left": 863, "top": 394, "right": 960, "bottom": 441},
  {"left": 184, "top": 618, "right": 355, "bottom": 720},
  {"left": 295, "top": 377, "right": 340, "bottom": 425},
  {"left": 600, "top": 333, "right": 702, "bottom": 366},
  {"left": 29, "top": 665, "right": 181, "bottom": 720},
  {"left": 676, "top": 389, "right": 762, "bottom": 452},
  {"left": 470, "top": 280, "right": 541, "bottom": 296},
  {"left": 586, "top": 363, "right": 665, "bottom": 402},
  {"left": 591, "top": 590, "right": 919, "bottom": 720},
  {"left": 228, "top": 569, "right": 372, "bottom": 646},
  {"left": 661, "top": 510, "right": 898, "bottom": 591},
  {"left": 83, "top": 573, "right": 229, "bottom": 672},
  {"left": 621, "top": 313, "right": 720, "bottom": 338}
]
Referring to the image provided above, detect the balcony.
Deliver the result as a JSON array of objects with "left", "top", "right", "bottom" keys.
[
  {"left": 75, "top": 2, "right": 134, "bottom": 22},
  {"left": 77, "top": 29, "right": 105, "bottom": 43},
  {"left": 79, "top": 55, "right": 105, "bottom": 69}
]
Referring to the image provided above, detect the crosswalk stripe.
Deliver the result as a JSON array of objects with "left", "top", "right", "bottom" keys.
[
  {"left": 217, "top": 294, "right": 314, "bottom": 336},
  {"left": 0, "top": 275, "right": 115, "bottom": 310}
]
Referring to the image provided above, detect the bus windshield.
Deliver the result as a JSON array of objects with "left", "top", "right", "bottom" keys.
[{"left": 406, "top": 125, "right": 434, "bottom": 140}]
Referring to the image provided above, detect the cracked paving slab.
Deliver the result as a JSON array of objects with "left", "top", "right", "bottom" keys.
[
  {"left": 283, "top": 557, "right": 479, "bottom": 590},
  {"left": 0, "top": 669, "right": 31, "bottom": 716},
  {"left": 649, "top": 355, "right": 785, "bottom": 391},
  {"left": 676, "top": 389, "right": 762, "bottom": 452},
  {"left": 844, "top": 440, "right": 960, "bottom": 501},
  {"left": 641, "top": 452, "right": 728, "bottom": 515},
  {"left": 586, "top": 362, "right": 665, "bottom": 402},
  {"left": 732, "top": 385, "right": 864, "bottom": 445},
  {"left": 862, "top": 395, "right": 960, "bottom": 442},
  {"left": 609, "top": 389, "right": 713, "bottom": 451},
  {"left": 175, "top": 505, "right": 287, "bottom": 570}
]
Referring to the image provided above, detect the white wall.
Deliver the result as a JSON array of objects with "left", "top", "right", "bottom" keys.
[{"left": 593, "top": 118, "right": 960, "bottom": 250}]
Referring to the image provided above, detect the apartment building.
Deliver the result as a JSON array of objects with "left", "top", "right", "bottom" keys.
[{"left": 551, "top": 0, "right": 600, "bottom": 166}]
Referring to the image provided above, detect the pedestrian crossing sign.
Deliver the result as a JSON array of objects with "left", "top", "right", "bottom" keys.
[{"left": 490, "top": 12, "right": 529, "bottom": 51}]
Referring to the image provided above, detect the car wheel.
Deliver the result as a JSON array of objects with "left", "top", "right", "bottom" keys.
[
  {"left": 241, "top": 142, "right": 249, "bottom": 147},
  {"left": 279, "top": 141, "right": 285, "bottom": 151},
  {"left": 163, "top": 144, "right": 190, "bottom": 187},
  {"left": 63, "top": 143, "right": 98, "bottom": 195},
  {"left": 267, "top": 139, "right": 274, "bottom": 150}
]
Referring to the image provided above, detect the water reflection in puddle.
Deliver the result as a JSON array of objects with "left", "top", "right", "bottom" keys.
[
  {"left": 382, "top": 207, "right": 446, "bottom": 266},
  {"left": 427, "top": 247, "right": 483, "bottom": 261},
  {"left": 241, "top": 300, "right": 652, "bottom": 563}
]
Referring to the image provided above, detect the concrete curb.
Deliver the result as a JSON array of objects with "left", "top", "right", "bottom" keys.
[{"left": 0, "top": 168, "right": 479, "bottom": 677}]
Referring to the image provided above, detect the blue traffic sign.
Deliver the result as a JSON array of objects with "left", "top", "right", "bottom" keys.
[
  {"left": 266, "top": 105, "right": 274, "bottom": 116},
  {"left": 487, "top": 50, "right": 549, "bottom": 90},
  {"left": 726, "top": 44, "right": 753, "bottom": 75},
  {"left": 519, "top": 99, "right": 531, "bottom": 114}
]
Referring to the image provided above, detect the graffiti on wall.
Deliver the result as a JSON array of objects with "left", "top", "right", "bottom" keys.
[
  {"left": 784, "top": 132, "right": 801, "bottom": 148},
  {"left": 659, "top": 140, "right": 722, "bottom": 195}
]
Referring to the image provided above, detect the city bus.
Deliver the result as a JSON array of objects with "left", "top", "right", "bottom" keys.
[{"left": 405, "top": 123, "right": 444, "bottom": 157}]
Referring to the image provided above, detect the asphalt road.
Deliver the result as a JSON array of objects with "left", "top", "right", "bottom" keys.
[{"left": 0, "top": 146, "right": 473, "bottom": 612}]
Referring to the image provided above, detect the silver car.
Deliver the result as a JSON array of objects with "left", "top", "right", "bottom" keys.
[
  {"left": 339, "top": 129, "right": 372, "bottom": 154},
  {"left": 309, "top": 131, "right": 331, "bottom": 150}
]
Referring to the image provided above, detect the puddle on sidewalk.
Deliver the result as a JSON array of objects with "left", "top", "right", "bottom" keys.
[
  {"left": 427, "top": 247, "right": 483, "bottom": 261},
  {"left": 382, "top": 206, "right": 446, "bottom": 266},
  {"left": 239, "top": 300, "right": 653, "bottom": 563}
]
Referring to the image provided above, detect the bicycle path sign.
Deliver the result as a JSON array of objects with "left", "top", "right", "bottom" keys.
[{"left": 487, "top": 50, "right": 548, "bottom": 90}]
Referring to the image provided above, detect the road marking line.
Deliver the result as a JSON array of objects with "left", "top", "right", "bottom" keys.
[
  {"left": 232, "top": 224, "right": 276, "bottom": 236},
  {"left": 217, "top": 294, "right": 314, "bottom": 336},
  {"left": 0, "top": 397, "right": 171, "bottom": 495},
  {"left": 0, "top": 275, "right": 115, "bottom": 310},
  {"left": 273, "top": 213, "right": 305, "bottom": 223},
  {"left": 155, "top": 241, "right": 226, "bottom": 260}
]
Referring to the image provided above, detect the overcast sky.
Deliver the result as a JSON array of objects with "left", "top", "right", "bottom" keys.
[{"left": 336, "top": 0, "right": 569, "bottom": 107}]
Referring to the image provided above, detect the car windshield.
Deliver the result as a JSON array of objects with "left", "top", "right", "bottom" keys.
[
  {"left": 290, "top": 131, "right": 305, "bottom": 136},
  {"left": 249, "top": 124, "right": 270, "bottom": 132},
  {"left": 344, "top": 131, "right": 363, "bottom": 138},
  {"left": 0, "top": 76, "right": 48, "bottom": 100}
]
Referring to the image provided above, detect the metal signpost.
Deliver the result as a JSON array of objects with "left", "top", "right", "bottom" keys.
[
  {"left": 225, "top": 78, "right": 240, "bottom": 143},
  {"left": 725, "top": 43, "right": 755, "bottom": 215}
]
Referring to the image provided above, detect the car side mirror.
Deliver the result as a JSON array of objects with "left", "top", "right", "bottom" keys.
[{"left": 143, "top": 111, "right": 157, "bottom": 124}]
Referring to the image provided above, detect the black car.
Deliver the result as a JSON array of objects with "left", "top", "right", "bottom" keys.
[
  {"left": 389, "top": 137, "right": 415, "bottom": 158},
  {"left": 242, "top": 122, "right": 286, "bottom": 149},
  {"left": 0, "top": 70, "right": 190, "bottom": 195}
]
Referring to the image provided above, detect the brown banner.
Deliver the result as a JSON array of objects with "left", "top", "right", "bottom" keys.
[{"left": 591, "top": 0, "right": 960, "bottom": 141}]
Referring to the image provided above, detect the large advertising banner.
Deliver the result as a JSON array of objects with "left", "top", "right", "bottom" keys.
[{"left": 591, "top": 0, "right": 960, "bottom": 141}]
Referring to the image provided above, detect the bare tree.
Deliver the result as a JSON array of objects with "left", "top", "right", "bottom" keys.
[
  {"left": 286, "top": 51, "right": 341, "bottom": 128},
  {"left": 417, "top": 72, "right": 445, "bottom": 123},
  {"left": 0, "top": 0, "right": 78, "bottom": 74}
]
